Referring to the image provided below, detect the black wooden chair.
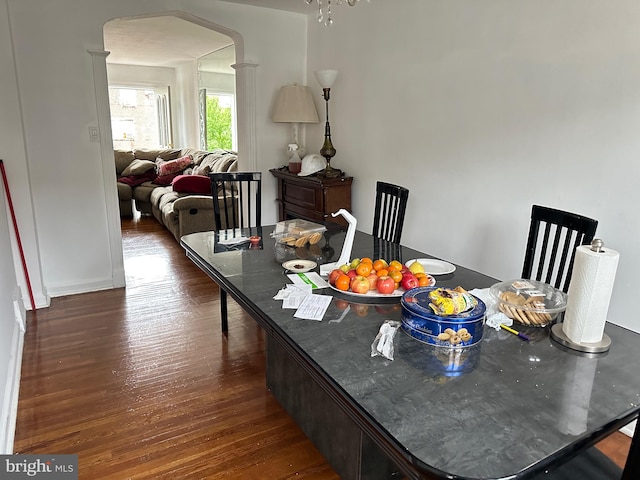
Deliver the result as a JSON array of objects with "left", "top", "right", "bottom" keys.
[
  {"left": 521, "top": 205, "right": 598, "bottom": 293},
  {"left": 209, "top": 171, "right": 262, "bottom": 333},
  {"left": 372, "top": 181, "right": 409, "bottom": 244}
]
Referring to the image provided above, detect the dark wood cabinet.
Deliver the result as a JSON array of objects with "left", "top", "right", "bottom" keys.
[{"left": 270, "top": 168, "right": 353, "bottom": 225}]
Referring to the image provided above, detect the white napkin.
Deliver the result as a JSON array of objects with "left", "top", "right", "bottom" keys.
[
  {"left": 273, "top": 284, "right": 312, "bottom": 308},
  {"left": 217, "top": 236, "right": 250, "bottom": 246},
  {"left": 468, "top": 288, "right": 512, "bottom": 330}
]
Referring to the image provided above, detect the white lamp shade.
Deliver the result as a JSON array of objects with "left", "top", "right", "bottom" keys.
[
  {"left": 314, "top": 69, "right": 339, "bottom": 88},
  {"left": 271, "top": 84, "right": 319, "bottom": 123}
]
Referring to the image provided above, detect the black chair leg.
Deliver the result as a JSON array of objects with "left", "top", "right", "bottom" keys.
[{"left": 220, "top": 289, "right": 228, "bottom": 333}]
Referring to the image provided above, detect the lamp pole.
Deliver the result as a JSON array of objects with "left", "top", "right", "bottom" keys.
[{"left": 319, "top": 87, "right": 341, "bottom": 178}]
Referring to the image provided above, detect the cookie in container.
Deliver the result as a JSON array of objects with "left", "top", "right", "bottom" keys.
[
  {"left": 489, "top": 279, "right": 568, "bottom": 327},
  {"left": 270, "top": 219, "right": 326, "bottom": 248},
  {"left": 401, "top": 287, "right": 486, "bottom": 348}
]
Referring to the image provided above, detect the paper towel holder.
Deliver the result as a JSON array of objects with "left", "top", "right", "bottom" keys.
[
  {"left": 550, "top": 322, "right": 611, "bottom": 354},
  {"left": 550, "top": 238, "right": 612, "bottom": 354}
]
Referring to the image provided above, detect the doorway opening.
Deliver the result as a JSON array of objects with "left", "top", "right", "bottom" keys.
[{"left": 104, "top": 14, "right": 237, "bottom": 151}]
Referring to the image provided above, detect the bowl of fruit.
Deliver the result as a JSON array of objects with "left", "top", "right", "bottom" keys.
[{"left": 326, "top": 257, "right": 435, "bottom": 298}]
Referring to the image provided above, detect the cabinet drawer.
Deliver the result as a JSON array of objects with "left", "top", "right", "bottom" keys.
[{"left": 282, "top": 182, "right": 321, "bottom": 211}]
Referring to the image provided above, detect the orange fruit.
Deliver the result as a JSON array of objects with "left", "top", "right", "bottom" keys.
[
  {"left": 360, "top": 257, "right": 373, "bottom": 265},
  {"left": 356, "top": 262, "right": 373, "bottom": 277},
  {"left": 418, "top": 276, "right": 432, "bottom": 287},
  {"left": 389, "top": 270, "right": 403, "bottom": 284},
  {"left": 335, "top": 274, "right": 351, "bottom": 291},
  {"left": 388, "top": 260, "right": 403, "bottom": 272},
  {"left": 376, "top": 268, "right": 389, "bottom": 278},
  {"left": 372, "top": 259, "right": 388, "bottom": 271}
]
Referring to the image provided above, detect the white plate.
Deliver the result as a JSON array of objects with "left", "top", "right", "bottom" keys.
[
  {"left": 405, "top": 258, "right": 456, "bottom": 275},
  {"left": 282, "top": 260, "right": 317, "bottom": 273}
]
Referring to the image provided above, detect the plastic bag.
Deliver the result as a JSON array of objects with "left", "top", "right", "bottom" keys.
[{"left": 371, "top": 320, "right": 401, "bottom": 361}]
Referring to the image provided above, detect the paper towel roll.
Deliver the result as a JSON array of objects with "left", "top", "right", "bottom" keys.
[{"left": 562, "top": 244, "right": 619, "bottom": 344}]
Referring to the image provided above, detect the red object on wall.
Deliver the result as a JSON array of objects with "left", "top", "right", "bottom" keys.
[{"left": 0, "top": 159, "right": 36, "bottom": 310}]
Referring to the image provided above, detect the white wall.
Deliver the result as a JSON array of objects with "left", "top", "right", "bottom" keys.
[
  {"left": 200, "top": 71, "right": 235, "bottom": 93},
  {"left": 305, "top": 0, "right": 640, "bottom": 333}
]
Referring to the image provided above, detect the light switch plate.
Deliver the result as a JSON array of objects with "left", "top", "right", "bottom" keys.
[{"left": 88, "top": 126, "right": 100, "bottom": 142}]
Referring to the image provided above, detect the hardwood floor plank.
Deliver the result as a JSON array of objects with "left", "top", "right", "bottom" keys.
[{"left": 13, "top": 215, "right": 631, "bottom": 478}]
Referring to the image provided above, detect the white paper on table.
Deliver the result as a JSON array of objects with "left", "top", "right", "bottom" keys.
[
  {"left": 287, "top": 272, "right": 329, "bottom": 289},
  {"left": 294, "top": 294, "right": 333, "bottom": 321},
  {"left": 274, "top": 284, "right": 312, "bottom": 309}
]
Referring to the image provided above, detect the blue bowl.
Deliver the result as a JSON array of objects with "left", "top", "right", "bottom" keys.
[{"left": 401, "top": 286, "right": 486, "bottom": 348}]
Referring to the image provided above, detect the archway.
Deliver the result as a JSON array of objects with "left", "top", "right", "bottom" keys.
[{"left": 91, "top": 11, "right": 257, "bottom": 288}]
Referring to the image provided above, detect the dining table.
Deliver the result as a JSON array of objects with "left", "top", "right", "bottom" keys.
[{"left": 180, "top": 224, "right": 640, "bottom": 480}]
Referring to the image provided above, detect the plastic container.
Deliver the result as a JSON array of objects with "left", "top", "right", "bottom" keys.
[
  {"left": 271, "top": 219, "right": 326, "bottom": 248},
  {"left": 288, "top": 144, "right": 302, "bottom": 174},
  {"left": 401, "top": 287, "right": 486, "bottom": 348},
  {"left": 489, "top": 279, "right": 568, "bottom": 327}
]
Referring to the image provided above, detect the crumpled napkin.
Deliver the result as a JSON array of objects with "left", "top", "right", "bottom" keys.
[{"left": 468, "top": 288, "right": 513, "bottom": 331}]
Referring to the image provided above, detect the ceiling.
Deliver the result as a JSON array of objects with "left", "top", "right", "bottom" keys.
[
  {"left": 104, "top": 16, "right": 235, "bottom": 72},
  {"left": 103, "top": 1, "right": 312, "bottom": 73}
]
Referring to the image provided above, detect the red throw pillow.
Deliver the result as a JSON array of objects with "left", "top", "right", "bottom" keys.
[
  {"left": 171, "top": 175, "right": 212, "bottom": 195},
  {"left": 152, "top": 173, "right": 178, "bottom": 186},
  {"left": 156, "top": 155, "right": 193, "bottom": 176}
]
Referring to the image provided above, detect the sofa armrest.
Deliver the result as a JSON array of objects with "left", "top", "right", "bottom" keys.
[{"left": 172, "top": 195, "right": 214, "bottom": 212}]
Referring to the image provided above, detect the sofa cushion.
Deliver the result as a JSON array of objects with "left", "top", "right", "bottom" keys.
[
  {"left": 181, "top": 148, "right": 212, "bottom": 166},
  {"left": 122, "top": 159, "right": 155, "bottom": 176},
  {"left": 172, "top": 175, "right": 211, "bottom": 195},
  {"left": 149, "top": 185, "right": 173, "bottom": 206},
  {"left": 197, "top": 150, "right": 237, "bottom": 174},
  {"left": 156, "top": 155, "right": 194, "bottom": 176},
  {"left": 192, "top": 163, "right": 211, "bottom": 176},
  {"left": 114, "top": 150, "right": 135, "bottom": 175},
  {"left": 117, "top": 182, "right": 132, "bottom": 201},
  {"left": 134, "top": 149, "right": 181, "bottom": 161}
]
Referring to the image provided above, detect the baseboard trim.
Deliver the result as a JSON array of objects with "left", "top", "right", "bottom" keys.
[
  {"left": 0, "top": 303, "right": 25, "bottom": 454},
  {"left": 46, "top": 277, "right": 117, "bottom": 298}
]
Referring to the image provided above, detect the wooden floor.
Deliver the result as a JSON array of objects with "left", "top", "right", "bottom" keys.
[
  {"left": 13, "top": 216, "right": 631, "bottom": 478},
  {"left": 14, "top": 216, "right": 339, "bottom": 479}
]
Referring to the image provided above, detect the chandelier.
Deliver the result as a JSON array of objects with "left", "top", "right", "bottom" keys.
[{"left": 305, "top": 0, "right": 370, "bottom": 26}]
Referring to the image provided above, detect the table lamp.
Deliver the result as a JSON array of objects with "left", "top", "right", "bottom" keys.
[
  {"left": 314, "top": 69, "right": 341, "bottom": 178},
  {"left": 272, "top": 83, "right": 319, "bottom": 156}
]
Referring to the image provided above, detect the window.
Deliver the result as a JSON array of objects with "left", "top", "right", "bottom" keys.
[
  {"left": 109, "top": 86, "right": 172, "bottom": 150},
  {"left": 199, "top": 90, "right": 235, "bottom": 151}
]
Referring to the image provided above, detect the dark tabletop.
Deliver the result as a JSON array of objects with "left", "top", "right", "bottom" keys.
[{"left": 181, "top": 226, "right": 640, "bottom": 480}]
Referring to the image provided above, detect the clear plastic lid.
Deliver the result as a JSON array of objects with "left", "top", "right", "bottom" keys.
[
  {"left": 489, "top": 279, "right": 568, "bottom": 327},
  {"left": 489, "top": 279, "right": 567, "bottom": 314}
]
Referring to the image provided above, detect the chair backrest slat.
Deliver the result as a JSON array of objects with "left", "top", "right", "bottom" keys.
[
  {"left": 522, "top": 205, "right": 598, "bottom": 293},
  {"left": 373, "top": 181, "right": 409, "bottom": 244},
  {"left": 210, "top": 172, "right": 262, "bottom": 231}
]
